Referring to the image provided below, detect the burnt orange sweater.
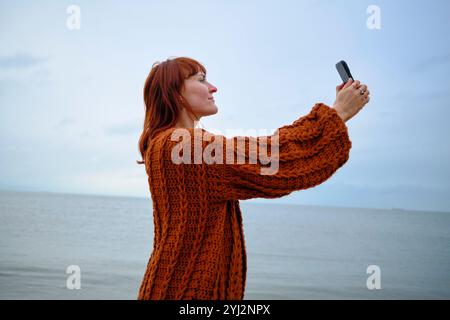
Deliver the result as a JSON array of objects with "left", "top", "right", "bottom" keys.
[{"left": 137, "top": 103, "right": 352, "bottom": 300}]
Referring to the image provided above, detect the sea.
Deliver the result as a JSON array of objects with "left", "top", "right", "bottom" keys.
[{"left": 1, "top": 190, "right": 449, "bottom": 300}]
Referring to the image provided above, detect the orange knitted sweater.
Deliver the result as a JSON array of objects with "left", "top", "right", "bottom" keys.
[{"left": 137, "top": 103, "right": 352, "bottom": 300}]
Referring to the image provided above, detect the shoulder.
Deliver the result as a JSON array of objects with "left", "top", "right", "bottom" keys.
[
  {"left": 152, "top": 127, "right": 209, "bottom": 158},
  {"left": 159, "top": 127, "right": 218, "bottom": 148}
]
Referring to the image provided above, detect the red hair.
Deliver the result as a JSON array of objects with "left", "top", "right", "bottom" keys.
[{"left": 137, "top": 57, "right": 206, "bottom": 165}]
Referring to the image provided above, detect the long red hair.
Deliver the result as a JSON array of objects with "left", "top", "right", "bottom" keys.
[{"left": 137, "top": 57, "right": 206, "bottom": 165}]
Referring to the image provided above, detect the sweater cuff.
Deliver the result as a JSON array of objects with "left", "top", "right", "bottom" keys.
[{"left": 311, "top": 102, "right": 347, "bottom": 126}]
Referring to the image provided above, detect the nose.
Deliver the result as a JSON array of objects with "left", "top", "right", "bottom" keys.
[{"left": 208, "top": 83, "right": 217, "bottom": 94}]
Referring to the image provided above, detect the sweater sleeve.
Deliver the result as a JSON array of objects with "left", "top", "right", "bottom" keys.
[{"left": 165, "top": 103, "right": 352, "bottom": 202}]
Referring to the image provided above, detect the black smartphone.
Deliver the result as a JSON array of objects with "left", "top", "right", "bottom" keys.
[{"left": 336, "top": 60, "right": 354, "bottom": 83}]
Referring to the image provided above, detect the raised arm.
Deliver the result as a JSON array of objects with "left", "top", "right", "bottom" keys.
[{"left": 163, "top": 102, "right": 352, "bottom": 202}]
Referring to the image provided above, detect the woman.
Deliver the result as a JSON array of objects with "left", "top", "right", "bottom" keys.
[{"left": 136, "top": 57, "right": 370, "bottom": 300}]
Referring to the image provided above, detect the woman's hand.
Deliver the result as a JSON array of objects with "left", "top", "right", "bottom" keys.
[{"left": 332, "top": 78, "right": 370, "bottom": 122}]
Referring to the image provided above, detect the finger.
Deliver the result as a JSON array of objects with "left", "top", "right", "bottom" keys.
[
  {"left": 343, "top": 78, "right": 353, "bottom": 89},
  {"left": 336, "top": 84, "right": 346, "bottom": 94},
  {"left": 352, "top": 80, "right": 361, "bottom": 88}
]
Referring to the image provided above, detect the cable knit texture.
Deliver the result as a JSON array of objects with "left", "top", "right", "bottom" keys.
[{"left": 137, "top": 103, "right": 352, "bottom": 300}]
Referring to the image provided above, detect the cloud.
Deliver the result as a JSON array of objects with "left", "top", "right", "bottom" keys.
[
  {"left": 56, "top": 117, "right": 75, "bottom": 127},
  {"left": 104, "top": 122, "right": 140, "bottom": 136},
  {"left": 0, "top": 53, "right": 48, "bottom": 69},
  {"left": 412, "top": 52, "right": 450, "bottom": 73},
  {"left": 80, "top": 131, "right": 94, "bottom": 139},
  {"left": 52, "top": 117, "right": 76, "bottom": 132}
]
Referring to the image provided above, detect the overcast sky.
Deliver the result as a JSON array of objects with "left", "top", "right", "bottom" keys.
[{"left": 1, "top": 0, "right": 449, "bottom": 212}]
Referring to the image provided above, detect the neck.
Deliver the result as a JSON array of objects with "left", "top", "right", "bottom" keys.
[{"left": 174, "top": 108, "right": 200, "bottom": 129}]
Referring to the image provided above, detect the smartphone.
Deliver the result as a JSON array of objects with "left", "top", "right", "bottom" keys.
[{"left": 336, "top": 60, "right": 354, "bottom": 83}]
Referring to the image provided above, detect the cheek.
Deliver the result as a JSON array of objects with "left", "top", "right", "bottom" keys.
[
  {"left": 183, "top": 81, "right": 210, "bottom": 110},
  {"left": 195, "top": 84, "right": 209, "bottom": 96},
  {"left": 189, "top": 85, "right": 209, "bottom": 102}
]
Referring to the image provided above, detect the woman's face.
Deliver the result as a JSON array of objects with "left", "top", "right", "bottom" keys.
[{"left": 181, "top": 71, "right": 218, "bottom": 116}]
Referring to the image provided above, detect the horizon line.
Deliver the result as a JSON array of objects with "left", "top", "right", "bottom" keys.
[{"left": 1, "top": 187, "right": 449, "bottom": 214}]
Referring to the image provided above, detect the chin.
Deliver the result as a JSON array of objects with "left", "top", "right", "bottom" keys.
[
  {"left": 205, "top": 106, "right": 218, "bottom": 116},
  {"left": 197, "top": 105, "right": 218, "bottom": 117}
]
